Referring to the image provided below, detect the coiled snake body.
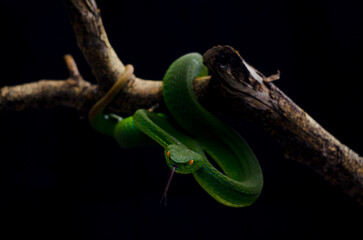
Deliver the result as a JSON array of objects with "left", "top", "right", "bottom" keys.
[{"left": 89, "top": 53, "right": 263, "bottom": 207}]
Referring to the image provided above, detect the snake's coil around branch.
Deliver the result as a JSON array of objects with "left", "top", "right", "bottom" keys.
[{"left": 89, "top": 53, "right": 263, "bottom": 207}]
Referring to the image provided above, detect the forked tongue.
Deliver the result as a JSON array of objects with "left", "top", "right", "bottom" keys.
[{"left": 160, "top": 166, "right": 176, "bottom": 206}]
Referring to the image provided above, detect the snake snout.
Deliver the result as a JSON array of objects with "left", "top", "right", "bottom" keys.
[{"left": 164, "top": 144, "right": 203, "bottom": 174}]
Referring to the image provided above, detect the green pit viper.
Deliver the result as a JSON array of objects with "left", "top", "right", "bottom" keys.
[{"left": 88, "top": 53, "right": 263, "bottom": 207}]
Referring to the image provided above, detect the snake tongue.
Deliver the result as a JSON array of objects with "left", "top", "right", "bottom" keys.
[{"left": 160, "top": 166, "right": 176, "bottom": 206}]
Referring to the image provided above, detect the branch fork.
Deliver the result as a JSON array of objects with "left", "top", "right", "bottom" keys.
[{"left": 0, "top": 0, "right": 361, "bottom": 205}]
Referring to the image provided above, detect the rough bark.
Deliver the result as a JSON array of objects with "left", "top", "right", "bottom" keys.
[
  {"left": 0, "top": 0, "right": 362, "bottom": 205},
  {"left": 63, "top": 0, "right": 163, "bottom": 114},
  {"left": 203, "top": 46, "right": 363, "bottom": 204},
  {"left": 0, "top": 55, "right": 97, "bottom": 114}
]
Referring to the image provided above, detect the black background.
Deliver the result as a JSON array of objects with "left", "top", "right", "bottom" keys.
[{"left": 0, "top": 0, "right": 362, "bottom": 239}]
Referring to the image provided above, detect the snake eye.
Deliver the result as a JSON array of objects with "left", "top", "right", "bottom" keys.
[{"left": 188, "top": 160, "right": 194, "bottom": 165}]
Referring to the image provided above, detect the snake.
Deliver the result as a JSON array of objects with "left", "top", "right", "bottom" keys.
[{"left": 89, "top": 53, "right": 263, "bottom": 207}]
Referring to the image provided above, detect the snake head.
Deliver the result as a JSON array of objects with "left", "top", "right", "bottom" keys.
[{"left": 165, "top": 144, "right": 204, "bottom": 174}]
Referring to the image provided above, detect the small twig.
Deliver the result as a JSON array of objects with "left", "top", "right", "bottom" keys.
[
  {"left": 263, "top": 70, "right": 280, "bottom": 82},
  {"left": 64, "top": 54, "right": 82, "bottom": 81}
]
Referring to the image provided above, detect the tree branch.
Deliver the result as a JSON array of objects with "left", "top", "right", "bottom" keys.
[
  {"left": 0, "top": 0, "right": 361, "bottom": 205},
  {"left": 63, "top": 0, "right": 164, "bottom": 114},
  {"left": 62, "top": 0, "right": 211, "bottom": 114},
  {"left": 64, "top": 0, "right": 125, "bottom": 90},
  {"left": 203, "top": 45, "right": 363, "bottom": 205},
  {"left": 0, "top": 55, "right": 97, "bottom": 114}
]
